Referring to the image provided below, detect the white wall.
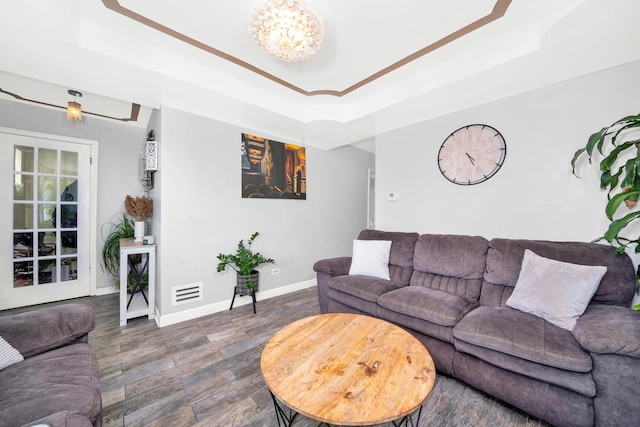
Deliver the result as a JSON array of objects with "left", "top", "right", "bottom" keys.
[
  {"left": 0, "top": 99, "right": 146, "bottom": 291},
  {"left": 0, "top": 99, "right": 373, "bottom": 321},
  {"left": 376, "top": 60, "right": 640, "bottom": 249},
  {"left": 156, "top": 107, "right": 374, "bottom": 319}
]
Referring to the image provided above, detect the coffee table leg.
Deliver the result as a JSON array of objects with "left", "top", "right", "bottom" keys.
[
  {"left": 392, "top": 404, "right": 423, "bottom": 427},
  {"left": 269, "top": 390, "right": 298, "bottom": 427}
]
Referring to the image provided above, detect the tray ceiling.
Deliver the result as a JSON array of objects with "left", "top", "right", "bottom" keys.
[{"left": 0, "top": 0, "right": 639, "bottom": 149}]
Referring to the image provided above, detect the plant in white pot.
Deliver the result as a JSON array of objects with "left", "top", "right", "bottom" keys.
[
  {"left": 124, "top": 195, "right": 153, "bottom": 242},
  {"left": 216, "top": 231, "right": 275, "bottom": 295}
]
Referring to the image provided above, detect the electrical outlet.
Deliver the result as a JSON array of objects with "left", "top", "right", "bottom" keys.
[{"left": 272, "top": 268, "right": 280, "bottom": 275}]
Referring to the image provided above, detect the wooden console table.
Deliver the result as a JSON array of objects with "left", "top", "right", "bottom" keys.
[{"left": 119, "top": 238, "right": 156, "bottom": 326}]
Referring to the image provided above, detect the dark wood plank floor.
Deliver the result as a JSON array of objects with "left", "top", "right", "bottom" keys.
[{"left": 5, "top": 287, "right": 549, "bottom": 426}]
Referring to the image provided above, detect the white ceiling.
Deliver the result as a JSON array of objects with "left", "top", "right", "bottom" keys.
[{"left": 1, "top": 0, "right": 639, "bottom": 151}]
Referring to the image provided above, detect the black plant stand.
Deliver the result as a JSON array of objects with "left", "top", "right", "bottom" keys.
[
  {"left": 229, "top": 286, "right": 257, "bottom": 314},
  {"left": 127, "top": 254, "right": 149, "bottom": 309}
]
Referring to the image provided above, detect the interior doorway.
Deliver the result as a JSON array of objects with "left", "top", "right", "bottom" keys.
[
  {"left": 368, "top": 168, "right": 375, "bottom": 229},
  {"left": 0, "top": 127, "right": 97, "bottom": 310}
]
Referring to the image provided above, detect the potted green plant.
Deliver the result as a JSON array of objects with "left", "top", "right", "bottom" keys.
[
  {"left": 101, "top": 194, "right": 152, "bottom": 292},
  {"left": 216, "top": 231, "right": 275, "bottom": 295},
  {"left": 100, "top": 213, "right": 134, "bottom": 284},
  {"left": 571, "top": 113, "right": 640, "bottom": 310},
  {"left": 571, "top": 113, "right": 640, "bottom": 254}
]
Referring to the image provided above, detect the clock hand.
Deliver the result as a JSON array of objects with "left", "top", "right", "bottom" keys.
[{"left": 465, "top": 153, "right": 475, "bottom": 165}]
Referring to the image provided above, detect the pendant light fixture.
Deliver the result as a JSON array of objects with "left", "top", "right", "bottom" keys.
[{"left": 67, "top": 89, "right": 83, "bottom": 120}]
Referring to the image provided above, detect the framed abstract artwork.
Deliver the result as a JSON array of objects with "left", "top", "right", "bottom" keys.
[{"left": 241, "top": 133, "right": 306, "bottom": 200}]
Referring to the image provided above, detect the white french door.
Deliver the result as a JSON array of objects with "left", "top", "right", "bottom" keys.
[{"left": 0, "top": 128, "right": 96, "bottom": 310}]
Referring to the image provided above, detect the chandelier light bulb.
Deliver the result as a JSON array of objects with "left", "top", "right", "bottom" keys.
[
  {"left": 249, "top": 0, "right": 324, "bottom": 62},
  {"left": 66, "top": 89, "right": 83, "bottom": 121}
]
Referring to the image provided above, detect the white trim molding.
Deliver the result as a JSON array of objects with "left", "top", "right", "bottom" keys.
[{"left": 155, "top": 279, "right": 317, "bottom": 328}]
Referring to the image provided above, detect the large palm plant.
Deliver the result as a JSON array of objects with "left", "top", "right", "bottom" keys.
[{"left": 571, "top": 113, "right": 640, "bottom": 254}]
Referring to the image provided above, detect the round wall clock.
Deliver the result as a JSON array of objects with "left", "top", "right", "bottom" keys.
[{"left": 437, "top": 124, "right": 506, "bottom": 185}]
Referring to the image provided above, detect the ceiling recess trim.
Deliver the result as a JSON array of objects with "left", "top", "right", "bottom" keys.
[
  {"left": 101, "top": 0, "right": 512, "bottom": 97},
  {"left": 0, "top": 88, "right": 141, "bottom": 122}
]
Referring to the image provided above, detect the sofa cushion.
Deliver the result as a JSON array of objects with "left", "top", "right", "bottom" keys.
[
  {"left": 506, "top": 249, "right": 607, "bottom": 331},
  {"left": 328, "top": 289, "right": 380, "bottom": 316},
  {"left": 454, "top": 340, "right": 596, "bottom": 397},
  {"left": 0, "top": 343, "right": 102, "bottom": 427},
  {"left": 377, "top": 305, "right": 456, "bottom": 344},
  {"left": 378, "top": 287, "right": 478, "bottom": 327},
  {"left": 357, "top": 229, "right": 418, "bottom": 267},
  {"left": 410, "top": 234, "right": 488, "bottom": 302},
  {"left": 329, "top": 275, "right": 400, "bottom": 303},
  {"left": 454, "top": 306, "right": 592, "bottom": 372},
  {"left": 483, "top": 238, "right": 635, "bottom": 307},
  {"left": 328, "top": 275, "right": 402, "bottom": 316},
  {"left": 348, "top": 239, "right": 392, "bottom": 280},
  {"left": 413, "top": 234, "right": 488, "bottom": 279},
  {"left": 357, "top": 230, "right": 419, "bottom": 285}
]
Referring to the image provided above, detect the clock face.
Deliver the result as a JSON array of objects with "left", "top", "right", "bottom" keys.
[{"left": 437, "top": 124, "right": 506, "bottom": 185}]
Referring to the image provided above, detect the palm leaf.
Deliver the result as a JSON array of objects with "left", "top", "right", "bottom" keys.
[
  {"left": 599, "top": 140, "right": 636, "bottom": 172},
  {"left": 605, "top": 191, "right": 640, "bottom": 220},
  {"left": 603, "top": 210, "right": 640, "bottom": 243}
]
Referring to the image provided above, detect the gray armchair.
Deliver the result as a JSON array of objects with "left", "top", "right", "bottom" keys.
[{"left": 0, "top": 304, "right": 102, "bottom": 427}]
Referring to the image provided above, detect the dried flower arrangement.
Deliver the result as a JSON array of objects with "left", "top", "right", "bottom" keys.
[{"left": 124, "top": 195, "right": 153, "bottom": 222}]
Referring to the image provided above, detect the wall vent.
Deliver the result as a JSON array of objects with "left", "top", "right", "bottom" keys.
[{"left": 172, "top": 282, "right": 203, "bottom": 306}]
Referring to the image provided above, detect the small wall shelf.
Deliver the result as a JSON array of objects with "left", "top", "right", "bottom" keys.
[{"left": 119, "top": 238, "right": 156, "bottom": 326}]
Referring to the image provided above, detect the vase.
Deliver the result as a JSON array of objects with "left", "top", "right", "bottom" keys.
[
  {"left": 134, "top": 221, "right": 145, "bottom": 242},
  {"left": 236, "top": 271, "right": 259, "bottom": 295}
]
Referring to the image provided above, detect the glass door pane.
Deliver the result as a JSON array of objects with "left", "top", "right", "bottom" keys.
[{"left": 13, "top": 146, "right": 79, "bottom": 286}]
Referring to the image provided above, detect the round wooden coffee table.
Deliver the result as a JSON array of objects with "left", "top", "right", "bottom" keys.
[{"left": 261, "top": 313, "right": 435, "bottom": 426}]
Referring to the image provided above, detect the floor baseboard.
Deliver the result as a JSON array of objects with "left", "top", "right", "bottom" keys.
[{"left": 156, "top": 279, "right": 317, "bottom": 327}]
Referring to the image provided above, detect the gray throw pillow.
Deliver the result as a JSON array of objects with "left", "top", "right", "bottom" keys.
[{"left": 506, "top": 249, "right": 607, "bottom": 331}]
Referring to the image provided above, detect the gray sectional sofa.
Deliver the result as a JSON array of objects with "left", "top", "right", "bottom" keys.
[
  {"left": 0, "top": 304, "right": 102, "bottom": 427},
  {"left": 314, "top": 229, "right": 640, "bottom": 427}
]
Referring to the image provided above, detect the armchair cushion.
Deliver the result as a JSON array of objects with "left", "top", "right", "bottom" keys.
[
  {"left": 0, "top": 343, "right": 101, "bottom": 427},
  {"left": 0, "top": 304, "right": 95, "bottom": 358}
]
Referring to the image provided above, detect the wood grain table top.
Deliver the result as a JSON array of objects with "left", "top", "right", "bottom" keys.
[{"left": 261, "top": 313, "right": 436, "bottom": 426}]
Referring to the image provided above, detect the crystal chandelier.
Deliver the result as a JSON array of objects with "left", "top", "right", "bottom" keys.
[{"left": 249, "top": 0, "right": 324, "bottom": 62}]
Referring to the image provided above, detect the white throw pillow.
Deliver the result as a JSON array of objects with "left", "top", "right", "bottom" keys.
[
  {"left": 0, "top": 336, "right": 23, "bottom": 370},
  {"left": 506, "top": 249, "right": 607, "bottom": 331},
  {"left": 348, "top": 239, "right": 392, "bottom": 280}
]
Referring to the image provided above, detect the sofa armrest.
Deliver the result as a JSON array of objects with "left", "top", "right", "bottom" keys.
[
  {"left": 572, "top": 304, "right": 640, "bottom": 357},
  {"left": 313, "top": 257, "right": 352, "bottom": 277},
  {"left": 0, "top": 304, "right": 95, "bottom": 358}
]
